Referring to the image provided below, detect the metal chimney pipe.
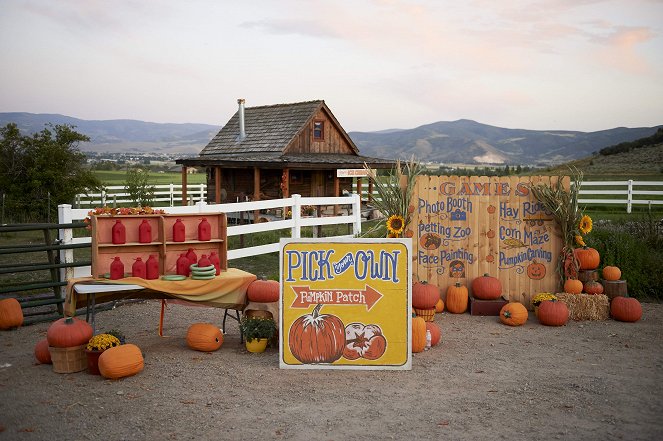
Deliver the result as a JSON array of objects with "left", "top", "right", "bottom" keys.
[{"left": 237, "top": 98, "right": 246, "bottom": 141}]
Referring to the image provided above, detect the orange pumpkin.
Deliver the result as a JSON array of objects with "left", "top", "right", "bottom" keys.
[
  {"left": 47, "top": 317, "right": 93, "bottom": 348},
  {"left": 435, "top": 298, "right": 445, "bottom": 313},
  {"left": 412, "top": 281, "right": 440, "bottom": 309},
  {"left": 186, "top": 323, "right": 224, "bottom": 352},
  {"left": 499, "top": 302, "right": 529, "bottom": 326},
  {"left": 34, "top": 338, "right": 52, "bottom": 364},
  {"left": 0, "top": 298, "right": 23, "bottom": 330},
  {"left": 574, "top": 247, "right": 600, "bottom": 270},
  {"left": 610, "top": 297, "right": 642, "bottom": 322},
  {"left": 246, "top": 278, "right": 280, "bottom": 303},
  {"left": 288, "top": 304, "right": 345, "bottom": 364},
  {"left": 411, "top": 315, "right": 427, "bottom": 353},
  {"left": 471, "top": 273, "right": 502, "bottom": 300},
  {"left": 602, "top": 266, "right": 621, "bottom": 281},
  {"left": 563, "top": 278, "right": 583, "bottom": 294},
  {"left": 425, "top": 322, "right": 441, "bottom": 347},
  {"left": 98, "top": 344, "right": 144, "bottom": 379},
  {"left": 584, "top": 280, "right": 604, "bottom": 295},
  {"left": 446, "top": 282, "right": 468, "bottom": 314},
  {"left": 538, "top": 300, "right": 569, "bottom": 326},
  {"left": 526, "top": 261, "right": 546, "bottom": 280}
]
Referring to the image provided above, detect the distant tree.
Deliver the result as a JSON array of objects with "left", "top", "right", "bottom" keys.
[
  {"left": 124, "top": 168, "right": 155, "bottom": 206},
  {"left": 0, "top": 123, "right": 101, "bottom": 222}
]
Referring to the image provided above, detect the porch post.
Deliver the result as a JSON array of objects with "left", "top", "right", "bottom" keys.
[
  {"left": 181, "top": 166, "right": 188, "bottom": 206},
  {"left": 215, "top": 166, "right": 222, "bottom": 204},
  {"left": 253, "top": 167, "right": 261, "bottom": 222},
  {"left": 334, "top": 172, "right": 340, "bottom": 215}
]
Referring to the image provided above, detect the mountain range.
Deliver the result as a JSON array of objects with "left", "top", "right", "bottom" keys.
[{"left": 1, "top": 112, "right": 661, "bottom": 165}]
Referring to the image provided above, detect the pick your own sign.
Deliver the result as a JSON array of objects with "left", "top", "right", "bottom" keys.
[{"left": 280, "top": 238, "right": 412, "bottom": 370}]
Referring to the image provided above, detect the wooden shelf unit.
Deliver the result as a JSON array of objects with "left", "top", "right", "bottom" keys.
[{"left": 91, "top": 213, "right": 227, "bottom": 278}]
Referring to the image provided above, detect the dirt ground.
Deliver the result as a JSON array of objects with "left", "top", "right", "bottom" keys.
[{"left": 1, "top": 300, "right": 662, "bottom": 441}]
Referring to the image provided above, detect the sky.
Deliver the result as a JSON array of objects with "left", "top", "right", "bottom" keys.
[{"left": 1, "top": 0, "right": 662, "bottom": 133}]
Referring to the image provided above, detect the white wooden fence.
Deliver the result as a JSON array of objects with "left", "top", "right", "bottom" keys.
[
  {"left": 57, "top": 193, "right": 362, "bottom": 284},
  {"left": 577, "top": 180, "right": 663, "bottom": 213},
  {"left": 75, "top": 184, "right": 207, "bottom": 207}
]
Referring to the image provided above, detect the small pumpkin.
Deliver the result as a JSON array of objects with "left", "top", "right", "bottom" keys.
[
  {"left": 288, "top": 304, "right": 345, "bottom": 364},
  {"left": 584, "top": 280, "right": 604, "bottom": 295},
  {"left": 98, "top": 344, "right": 144, "bottom": 379},
  {"left": 34, "top": 338, "right": 52, "bottom": 364},
  {"left": 411, "top": 315, "right": 427, "bottom": 353},
  {"left": 186, "top": 323, "right": 224, "bottom": 352},
  {"left": 246, "top": 278, "right": 280, "bottom": 303},
  {"left": 471, "top": 273, "right": 502, "bottom": 300},
  {"left": 610, "top": 297, "right": 642, "bottom": 322},
  {"left": 574, "top": 247, "right": 600, "bottom": 270},
  {"left": 47, "top": 317, "right": 93, "bottom": 348},
  {"left": 0, "top": 298, "right": 23, "bottom": 330},
  {"left": 446, "top": 282, "right": 468, "bottom": 314},
  {"left": 563, "top": 278, "right": 583, "bottom": 295},
  {"left": 602, "top": 266, "right": 621, "bottom": 281},
  {"left": 435, "top": 298, "right": 445, "bottom": 313},
  {"left": 412, "top": 281, "right": 440, "bottom": 309},
  {"left": 537, "top": 300, "right": 569, "bottom": 326},
  {"left": 425, "top": 322, "right": 441, "bottom": 347},
  {"left": 499, "top": 302, "right": 528, "bottom": 326}
]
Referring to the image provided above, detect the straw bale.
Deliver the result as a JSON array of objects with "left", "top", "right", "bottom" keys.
[{"left": 556, "top": 293, "right": 609, "bottom": 321}]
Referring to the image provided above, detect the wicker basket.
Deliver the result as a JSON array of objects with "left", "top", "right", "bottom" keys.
[
  {"left": 414, "top": 308, "right": 435, "bottom": 322},
  {"left": 49, "top": 345, "right": 87, "bottom": 373}
]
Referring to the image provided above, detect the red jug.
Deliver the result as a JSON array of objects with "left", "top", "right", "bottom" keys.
[
  {"left": 176, "top": 253, "right": 190, "bottom": 276},
  {"left": 146, "top": 255, "right": 159, "bottom": 280},
  {"left": 198, "top": 217, "right": 211, "bottom": 241},
  {"left": 139, "top": 219, "right": 152, "bottom": 243},
  {"left": 173, "top": 219, "right": 186, "bottom": 242},
  {"left": 110, "top": 256, "right": 124, "bottom": 280},
  {"left": 198, "top": 254, "right": 211, "bottom": 268},
  {"left": 112, "top": 219, "right": 126, "bottom": 244},
  {"left": 132, "top": 257, "right": 146, "bottom": 278},
  {"left": 186, "top": 248, "right": 197, "bottom": 266},
  {"left": 209, "top": 251, "right": 221, "bottom": 276}
]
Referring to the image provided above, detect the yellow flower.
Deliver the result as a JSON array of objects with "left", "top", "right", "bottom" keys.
[
  {"left": 579, "top": 215, "right": 593, "bottom": 235},
  {"left": 532, "top": 292, "right": 557, "bottom": 306},
  {"left": 575, "top": 235, "right": 585, "bottom": 247},
  {"left": 386, "top": 214, "right": 405, "bottom": 235},
  {"left": 87, "top": 333, "right": 121, "bottom": 351}
]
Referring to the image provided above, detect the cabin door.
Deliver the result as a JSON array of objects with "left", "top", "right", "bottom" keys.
[{"left": 312, "top": 171, "right": 325, "bottom": 197}]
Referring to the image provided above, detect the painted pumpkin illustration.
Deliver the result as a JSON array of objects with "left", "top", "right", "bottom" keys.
[
  {"left": 419, "top": 233, "right": 442, "bottom": 250},
  {"left": 289, "top": 304, "right": 345, "bottom": 364},
  {"left": 527, "top": 260, "right": 546, "bottom": 280},
  {"left": 487, "top": 205, "right": 496, "bottom": 214},
  {"left": 449, "top": 260, "right": 465, "bottom": 278},
  {"left": 342, "top": 323, "right": 387, "bottom": 360},
  {"left": 486, "top": 229, "right": 495, "bottom": 239}
]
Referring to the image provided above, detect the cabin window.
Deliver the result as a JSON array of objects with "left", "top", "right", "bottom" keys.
[{"left": 313, "top": 121, "right": 324, "bottom": 140}]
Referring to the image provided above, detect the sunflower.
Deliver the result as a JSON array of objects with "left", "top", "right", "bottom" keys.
[
  {"left": 575, "top": 234, "right": 585, "bottom": 247},
  {"left": 386, "top": 214, "right": 405, "bottom": 235},
  {"left": 579, "top": 215, "right": 593, "bottom": 235}
]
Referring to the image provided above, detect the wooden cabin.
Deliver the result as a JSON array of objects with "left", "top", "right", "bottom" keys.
[{"left": 176, "top": 100, "right": 394, "bottom": 206}]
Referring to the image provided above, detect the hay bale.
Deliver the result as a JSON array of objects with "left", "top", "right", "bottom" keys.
[{"left": 556, "top": 293, "right": 609, "bottom": 321}]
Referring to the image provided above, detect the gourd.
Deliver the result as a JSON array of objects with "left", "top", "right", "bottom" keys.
[
  {"left": 0, "top": 298, "right": 23, "bottom": 330},
  {"left": 247, "top": 278, "right": 280, "bottom": 303},
  {"left": 435, "top": 298, "right": 445, "bottom": 313},
  {"left": 46, "top": 317, "right": 93, "bottom": 348},
  {"left": 186, "top": 323, "right": 224, "bottom": 352},
  {"left": 574, "top": 247, "right": 600, "bottom": 270},
  {"left": 411, "top": 315, "right": 427, "bottom": 353},
  {"left": 412, "top": 281, "right": 440, "bottom": 309},
  {"left": 34, "top": 338, "right": 52, "bottom": 364},
  {"left": 446, "top": 282, "right": 468, "bottom": 314},
  {"left": 602, "top": 266, "right": 621, "bottom": 281},
  {"left": 537, "top": 300, "right": 569, "bottom": 326},
  {"left": 471, "top": 273, "right": 502, "bottom": 300},
  {"left": 584, "top": 280, "right": 604, "bottom": 295},
  {"left": 610, "top": 297, "right": 642, "bottom": 322},
  {"left": 563, "top": 278, "right": 583, "bottom": 295},
  {"left": 288, "top": 304, "right": 345, "bottom": 364},
  {"left": 98, "top": 344, "right": 144, "bottom": 379},
  {"left": 499, "top": 302, "right": 528, "bottom": 326},
  {"left": 425, "top": 322, "right": 441, "bottom": 347}
]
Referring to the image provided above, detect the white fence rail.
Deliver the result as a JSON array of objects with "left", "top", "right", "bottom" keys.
[
  {"left": 577, "top": 180, "right": 663, "bottom": 213},
  {"left": 75, "top": 184, "right": 207, "bottom": 207},
  {"left": 57, "top": 193, "right": 362, "bottom": 283}
]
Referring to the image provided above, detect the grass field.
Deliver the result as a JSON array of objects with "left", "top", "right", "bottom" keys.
[{"left": 93, "top": 170, "right": 206, "bottom": 185}]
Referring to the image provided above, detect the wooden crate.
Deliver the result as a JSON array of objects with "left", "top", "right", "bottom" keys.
[{"left": 91, "top": 213, "right": 227, "bottom": 278}]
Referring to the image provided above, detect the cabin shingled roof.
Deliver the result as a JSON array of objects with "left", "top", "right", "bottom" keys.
[{"left": 200, "top": 100, "right": 360, "bottom": 156}]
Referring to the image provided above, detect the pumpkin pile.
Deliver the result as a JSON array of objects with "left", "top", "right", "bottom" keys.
[
  {"left": 46, "top": 316, "right": 93, "bottom": 373},
  {"left": 412, "top": 281, "right": 440, "bottom": 321}
]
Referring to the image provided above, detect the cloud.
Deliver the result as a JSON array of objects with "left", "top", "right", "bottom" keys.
[
  {"left": 592, "top": 26, "right": 656, "bottom": 74},
  {"left": 240, "top": 18, "right": 343, "bottom": 39}
]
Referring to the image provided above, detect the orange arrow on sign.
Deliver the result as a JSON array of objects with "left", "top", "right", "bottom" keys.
[{"left": 291, "top": 285, "right": 383, "bottom": 311}]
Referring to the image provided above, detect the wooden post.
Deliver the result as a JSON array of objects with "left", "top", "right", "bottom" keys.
[
  {"left": 215, "top": 166, "right": 222, "bottom": 204},
  {"left": 181, "top": 166, "right": 188, "bottom": 206},
  {"left": 253, "top": 167, "right": 261, "bottom": 223},
  {"left": 334, "top": 173, "right": 340, "bottom": 216},
  {"left": 368, "top": 180, "right": 374, "bottom": 203},
  {"left": 356, "top": 178, "right": 363, "bottom": 207}
]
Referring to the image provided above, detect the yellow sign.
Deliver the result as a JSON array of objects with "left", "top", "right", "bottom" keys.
[{"left": 280, "top": 238, "right": 412, "bottom": 370}]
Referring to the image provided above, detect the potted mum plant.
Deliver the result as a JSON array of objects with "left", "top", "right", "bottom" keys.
[
  {"left": 239, "top": 316, "right": 277, "bottom": 353},
  {"left": 86, "top": 333, "right": 121, "bottom": 375},
  {"left": 531, "top": 293, "right": 557, "bottom": 318}
]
